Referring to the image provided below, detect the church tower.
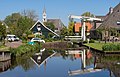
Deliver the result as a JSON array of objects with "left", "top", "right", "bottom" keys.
[{"left": 42, "top": 7, "right": 47, "bottom": 22}]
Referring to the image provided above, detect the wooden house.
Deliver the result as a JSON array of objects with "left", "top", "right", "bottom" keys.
[{"left": 30, "top": 20, "right": 59, "bottom": 38}]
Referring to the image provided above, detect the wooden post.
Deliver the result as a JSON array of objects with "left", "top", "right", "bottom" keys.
[{"left": 2, "top": 52, "right": 4, "bottom": 61}]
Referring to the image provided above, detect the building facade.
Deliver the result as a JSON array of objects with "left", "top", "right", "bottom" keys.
[
  {"left": 30, "top": 20, "right": 59, "bottom": 38},
  {"left": 90, "top": 3, "right": 120, "bottom": 40},
  {"left": 42, "top": 8, "right": 65, "bottom": 34}
]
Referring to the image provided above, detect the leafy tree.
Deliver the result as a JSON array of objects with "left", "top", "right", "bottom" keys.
[
  {"left": 48, "top": 33, "right": 54, "bottom": 38},
  {"left": 81, "top": 12, "right": 94, "bottom": 17},
  {"left": 96, "top": 29, "right": 103, "bottom": 43},
  {"left": 4, "top": 13, "right": 21, "bottom": 26},
  {"left": 68, "top": 22, "right": 74, "bottom": 35},
  {"left": 60, "top": 26, "right": 68, "bottom": 37},
  {"left": 44, "top": 22, "right": 55, "bottom": 31},
  {"left": 0, "top": 22, "right": 6, "bottom": 37},
  {"left": 0, "top": 22, "right": 6, "bottom": 44},
  {"left": 4, "top": 10, "right": 37, "bottom": 39},
  {"left": 4, "top": 13, "right": 21, "bottom": 34},
  {"left": 17, "top": 16, "right": 33, "bottom": 37}
]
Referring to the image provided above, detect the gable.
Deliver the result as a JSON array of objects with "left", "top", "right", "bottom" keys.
[
  {"left": 98, "top": 3, "right": 120, "bottom": 29},
  {"left": 30, "top": 20, "right": 59, "bottom": 37}
]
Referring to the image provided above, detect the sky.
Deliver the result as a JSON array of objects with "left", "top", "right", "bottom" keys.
[{"left": 0, "top": 0, "right": 120, "bottom": 26}]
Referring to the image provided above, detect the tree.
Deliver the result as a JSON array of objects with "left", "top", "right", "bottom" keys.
[
  {"left": 4, "top": 11, "right": 36, "bottom": 39},
  {"left": 48, "top": 33, "right": 54, "bottom": 38},
  {"left": 4, "top": 13, "right": 21, "bottom": 27},
  {"left": 60, "top": 26, "right": 68, "bottom": 37},
  {"left": 44, "top": 22, "right": 55, "bottom": 31},
  {"left": 68, "top": 22, "right": 74, "bottom": 36},
  {"left": 96, "top": 29, "right": 102, "bottom": 43},
  {"left": 4, "top": 13, "right": 22, "bottom": 34},
  {"left": 21, "top": 9, "right": 38, "bottom": 21},
  {"left": 0, "top": 22, "right": 6, "bottom": 44},
  {"left": 17, "top": 16, "right": 34, "bottom": 38},
  {"left": 81, "top": 12, "right": 95, "bottom": 17}
]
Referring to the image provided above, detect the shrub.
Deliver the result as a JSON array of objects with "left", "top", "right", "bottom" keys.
[
  {"left": 89, "top": 39, "right": 95, "bottom": 43},
  {"left": 10, "top": 43, "right": 39, "bottom": 56},
  {"left": 83, "top": 40, "right": 87, "bottom": 43},
  {"left": 102, "top": 43, "right": 120, "bottom": 51}
]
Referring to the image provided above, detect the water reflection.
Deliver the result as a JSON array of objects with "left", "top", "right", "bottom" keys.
[
  {"left": 0, "top": 51, "right": 11, "bottom": 73},
  {"left": 30, "top": 48, "right": 56, "bottom": 68},
  {"left": 95, "top": 54, "right": 120, "bottom": 77},
  {"left": 10, "top": 52, "right": 35, "bottom": 71},
  {"left": 0, "top": 51, "right": 11, "bottom": 61},
  {"left": 0, "top": 60, "right": 11, "bottom": 73},
  {"left": 0, "top": 47, "right": 120, "bottom": 77},
  {"left": 66, "top": 49, "right": 102, "bottom": 76}
]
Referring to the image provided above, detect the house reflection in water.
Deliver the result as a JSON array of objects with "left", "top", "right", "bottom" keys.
[
  {"left": 0, "top": 51, "right": 11, "bottom": 61},
  {"left": 0, "top": 60, "right": 11, "bottom": 73},
  {"left": 0, "top": 51, "right": 11, "bottom": 73},
  {"left": 30, "top": 49, "right": 56, "bottom": 68},
  {"left": 95, "top": 54, "right": 120, "bottom": 77},
  {"left": 67, "top": 49, "right": 102, "bottom": 76}
]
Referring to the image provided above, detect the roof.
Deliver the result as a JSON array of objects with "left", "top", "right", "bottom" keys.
[
  {"left": 47, "top": 19, "right": 64, "bottom": 30},
  {"left": 30, "top": 20, "right": 59, "bottom": 37},
  {"left": 98, "top": 3, "right": 120, "bottom": 29},
  {"left": 96, "top": 16, "right": 106, "bottom": 21}
]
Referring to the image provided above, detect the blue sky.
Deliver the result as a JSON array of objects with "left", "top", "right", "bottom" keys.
[{"left": 0, "top": 0, "right": 120, "bottom": 26}]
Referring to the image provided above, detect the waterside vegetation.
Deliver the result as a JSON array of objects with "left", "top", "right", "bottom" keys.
[
  {"left": 10, "top": 43, "right": 40, "bottom": 56},
  {"left": 84, "top": 42, "right": 120, "bottom": 52}
]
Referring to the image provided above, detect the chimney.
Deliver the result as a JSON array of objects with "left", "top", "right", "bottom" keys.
[{"left": 109, "top": 7, "right": 113, "bottom": 14}]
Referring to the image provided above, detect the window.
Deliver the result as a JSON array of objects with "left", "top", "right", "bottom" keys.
[
  {"left": 117, "top": 10, "right": 119, "bottom": 12},
  {"left": 37, "top": 24, "right": 41, "bottom": 31}
]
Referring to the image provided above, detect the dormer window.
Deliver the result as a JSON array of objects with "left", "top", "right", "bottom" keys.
[{"left": 117, "top": 21, "right": 120, "bottom": 25}]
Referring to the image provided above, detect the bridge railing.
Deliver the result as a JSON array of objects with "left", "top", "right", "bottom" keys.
[{"left": 64, "top": 36, "right": 83, "bottom": 41}]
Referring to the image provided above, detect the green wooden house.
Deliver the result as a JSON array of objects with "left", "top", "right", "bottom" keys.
[{"left": 30, "top": 20, "right": 59, "bottom": 38}]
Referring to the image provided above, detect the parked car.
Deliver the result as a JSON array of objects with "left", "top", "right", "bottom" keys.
[
  {"left": 5, "top": 34, "right": 19, "bottom": 42},
  {"left": 31, "top": 38, "right": 45, "bottom": 43}
]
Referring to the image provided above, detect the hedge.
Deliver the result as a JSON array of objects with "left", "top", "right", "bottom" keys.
[{"left": 102, "top": 43, "right": 120, "bottom": 51}]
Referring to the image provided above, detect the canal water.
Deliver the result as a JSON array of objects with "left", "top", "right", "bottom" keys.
[{"left": 0, "top": 46, "right": 119, "bottom": 77}]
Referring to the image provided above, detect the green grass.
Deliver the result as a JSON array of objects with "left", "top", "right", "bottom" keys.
[
  {"left": 84, "top": 43, "right": 104, "bottom": 51},
  {"left": 0, "top": 45, "right": 10, "bottom": 51},
  {"left": 84, "top": 42, "right": 120, "bottom": 52}
]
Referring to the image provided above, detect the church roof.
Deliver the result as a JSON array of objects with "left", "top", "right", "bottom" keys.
[{"left": 98, "top": 3, "right": 120, "bottom": 29}]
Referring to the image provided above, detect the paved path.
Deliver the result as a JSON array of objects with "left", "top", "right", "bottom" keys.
[{"left": 5, "top": 41, "right": 22, "bottom": 48}]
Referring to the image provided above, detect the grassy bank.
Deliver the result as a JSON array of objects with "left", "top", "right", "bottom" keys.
[
  {"left": 84, "top": 42, "right": 120, "bottom": 53},
  {"left": 0, "top": 45, "right": 10, "bottom": 51},
  {"left": 10, "top": 43, "right": 40, "bottom": 56},
  {"left": 84, "top": 43, "right": 104, "bottom": 51}
]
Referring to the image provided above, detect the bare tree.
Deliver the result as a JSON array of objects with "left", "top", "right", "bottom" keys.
[{"left": 21, "top": 9, "right": 39, "bottom": 21}]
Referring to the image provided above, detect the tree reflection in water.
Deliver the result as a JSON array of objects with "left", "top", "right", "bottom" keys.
[
  {"left": 95, "top": 54, "right": 120, "bottom": 77},
  {"left": 10, "top": 52, "right": 35, "bottom": 71}
]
